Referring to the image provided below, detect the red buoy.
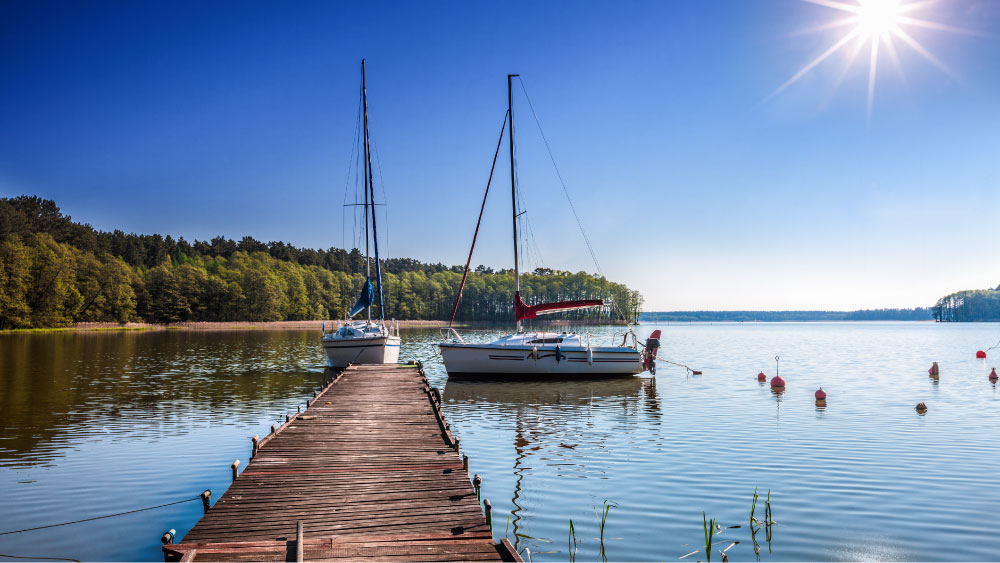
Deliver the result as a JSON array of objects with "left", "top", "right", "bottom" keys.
[
  {"left": 770, "top": 375, "right": 786, "bottom": 388},
  {"left": 757, "top": 371, "right": 767, "bottom": 382},
  {"left": 928, "top": 362, "right": 939, "bottom": 377},
  {"left": 815, "top": 387, "right": 827, "bottom": 400},
  {"left": 977, "top": 350, "right": 987, "bottom": 359},
  {"left": 990, "top": 368, "right": 998, "bottom": 382}
]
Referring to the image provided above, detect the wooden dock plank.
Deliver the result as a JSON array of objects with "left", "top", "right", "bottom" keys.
[{"left": 165, "top": 363, "right": 519, "bottom": 562}]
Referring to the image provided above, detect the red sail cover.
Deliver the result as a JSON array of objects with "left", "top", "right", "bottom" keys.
[{"left": 514, "top": 291, "right": 604, "bottom": 321}]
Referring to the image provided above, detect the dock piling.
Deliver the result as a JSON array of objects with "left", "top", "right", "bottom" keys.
[
  {"left": 251, "top": 435, "right": 259, "bottom": 458},
  {"left": 200, "top": 490, "right": 211, "bottom": 513},
  {"left": 484, "top": 498, "right": 493, "bottom": 535},
  {"left": 474, "top": 474, "right": 482, "bottom": 502},
  {"left": 166, "top": 365, "right": 509, "bottom": 562},
  {"left": 296, "top": 520, "right": 304, "bottom": 562}
]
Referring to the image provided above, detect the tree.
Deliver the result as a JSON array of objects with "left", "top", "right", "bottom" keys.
[{"left": 0, "top": 239, "right": 31, "bottom": 329}]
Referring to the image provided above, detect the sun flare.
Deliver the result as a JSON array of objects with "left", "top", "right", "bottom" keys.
[{"left": 769, "top": 0, "right": 969, "bottom": 122}]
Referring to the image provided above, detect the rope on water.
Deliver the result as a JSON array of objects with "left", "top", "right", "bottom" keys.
[
  {"left": 0, "top": 554, "right": 80, "bottom": 562},
  {"left": 660, "top": 359, "right": 701, "bottom": 375},
  {"left": 0, "top": 496, "right": 201, "bottom": 536},
  {"left": 986, "top": 336, "right": 1000, "bottom": 353}
]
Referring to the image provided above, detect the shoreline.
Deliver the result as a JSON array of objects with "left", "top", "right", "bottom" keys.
[{"left": 2, "top": 319, "right": 628, "bottom": 333}]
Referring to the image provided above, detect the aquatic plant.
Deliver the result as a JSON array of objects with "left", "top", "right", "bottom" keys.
[
  {"left": 568, "top": 519, "right": 578, "bottom": 563},
  {"left": 594, "top": 500, "right": 617, "bottom": 562},
  {"left": 703, "top": 512, "right": 716, "bottom": 562}
]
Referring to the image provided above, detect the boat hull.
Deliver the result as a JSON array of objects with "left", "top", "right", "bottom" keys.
[
  {"left": 439, "top": 342, "right": 642, "bottom": 378},
  {"left": 323, "top": 335, "right": 401, "bottom": 368}
]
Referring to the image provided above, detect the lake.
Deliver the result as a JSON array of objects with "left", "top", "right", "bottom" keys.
[{"left": 2, "top": 322, "right": 999, "bottom": 561}]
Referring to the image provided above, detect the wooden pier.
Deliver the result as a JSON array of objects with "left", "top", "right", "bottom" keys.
[{"left": 163, "top": 363, "right": 519, "bottom": 562}]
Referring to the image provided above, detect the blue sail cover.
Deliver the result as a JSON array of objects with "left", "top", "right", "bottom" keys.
[{"left": 349, "top": 278, "right": 374, "bottom": 317}]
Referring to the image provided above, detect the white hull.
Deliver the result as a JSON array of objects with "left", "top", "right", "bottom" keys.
[
  {"left": 439, "top": 342, "right": 642, "bottom": 377},
  {"left": 323, "top": 335, "right": 401, "bottom": 368}
]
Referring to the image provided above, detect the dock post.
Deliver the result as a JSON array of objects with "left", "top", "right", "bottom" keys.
[
  {"left": 463, "top": 454, "right": 469, "bottom": 471},
  {"left": 231, "top": 460, "right": 240, "bottom": 481},
  {"left": 297, "top": 405, "right": 302, "bottom": 413},
  {"left": 454, "top": 437, "right": 460, "bottom": 454},
  {"left": 161, "top": 528, "right": 176, "bottom": 544},
  {"left": 271, "top": 423, "right": 277, "bottom": 435},
  {"left": 473, "top": 474, "right": 482, "bottom": 502},
  {"left": 201, "top": 489, "right": 212, "bottom": 513},
  {"left": 251, "top": 435, "right": 259, "bottom": 458},
  {"left": 483, "top": 499, "right": 493, "bottom": 535},
  {"left": 286, "top": 413, "right": 291, "bottom": 423},
  {"left": 296, "top": 520, "right": 304, "bottom": 562}
]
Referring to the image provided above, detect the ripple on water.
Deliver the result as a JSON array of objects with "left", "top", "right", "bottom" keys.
[{"left": 3, "top": 323, "right": 1000, "bottom": 560}]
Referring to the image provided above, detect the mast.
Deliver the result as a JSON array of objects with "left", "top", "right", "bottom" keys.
[
  {"left": 362, "top": 59, "right": 385, "bottom": 322},
  {"left": 508, "top": 74, "right": 520, "bottom": 332},
  {"left": 362, "top": 61, "right": 371, "bottom": 322}
]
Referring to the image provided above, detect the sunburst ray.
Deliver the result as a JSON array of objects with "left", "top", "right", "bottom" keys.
[{"left": 768, "top": 0, "right": 971, "bottom": 118}]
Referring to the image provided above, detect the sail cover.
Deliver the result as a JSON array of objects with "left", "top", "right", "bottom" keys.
[
  {"left": 349, "top": 278, "right": 374, "bottom": 317},
  {"left": 514, "top": 290, "right": 603, "bottom": 321}
]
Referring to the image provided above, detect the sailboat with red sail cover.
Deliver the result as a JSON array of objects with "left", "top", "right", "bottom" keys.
[{"left": 437, "top": 74, "right": 644, "bottom": 378}]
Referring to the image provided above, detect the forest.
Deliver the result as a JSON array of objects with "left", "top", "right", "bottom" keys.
[
  {"left": 0, "top": 196, "right": 642, "bottom": 329},
  {"left": 932, "top": 288, "right": 1000, "bottom": 322},
  {"left": 640, "top": 308, "right": 932, "bottom": 322}
]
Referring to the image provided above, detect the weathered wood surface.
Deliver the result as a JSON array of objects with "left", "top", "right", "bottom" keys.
[{"left": 165, "top": 364, "right": 519, "bottom": 562}]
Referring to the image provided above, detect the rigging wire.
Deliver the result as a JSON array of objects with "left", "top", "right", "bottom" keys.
[
  {"left": 516, "top": 77, "right": 631, "bottom": 324},
  {"left": 343, "top": 89, "right": 363, "bottom": 251},
  {"left": 372, "top": 139, "right": 391, "bottom": 311}
]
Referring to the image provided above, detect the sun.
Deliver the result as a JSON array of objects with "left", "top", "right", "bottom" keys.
[
  {"left": 856, "top": 0, "right": 903, "bottom": 37},
  {"left": 768, "top": 0, "right": 970, "bottom": 122}
]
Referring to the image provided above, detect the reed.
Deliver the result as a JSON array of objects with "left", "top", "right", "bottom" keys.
[
  {"left": 568, "top": 519, "right": 578, "bottom": 563},
  {"left": 594, "top": 500, "right": 616, "bottom": 562},
  {"left": 702, "top": 512, "right": 717, "bottom": 562}
]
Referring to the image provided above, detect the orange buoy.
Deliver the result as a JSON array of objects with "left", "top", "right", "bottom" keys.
[
  {"left": 990, "top": 368, "right": 998, "bottom": 382},
  {"left": 770, "top": 375, "right": 786, "bottom": 388},
  {"left": 757, "top": 371, "right": 767, "bottom": 382},
  {"left": 815, "top": 387, "right": 827, "bottom": 400},
  {"left": 977, "top": 350, "right": 987, "bottom": 359}
]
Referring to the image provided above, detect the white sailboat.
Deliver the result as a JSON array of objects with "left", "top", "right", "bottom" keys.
[
  {"left": 322, "top": 60, "right": 401, "bottom": 368},
  {"left": 438, "top": 74, "right": 647, "bottom": 378}
]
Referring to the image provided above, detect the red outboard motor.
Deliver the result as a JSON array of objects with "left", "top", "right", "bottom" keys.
[{"left": 642, "top": 329, "right": 661, "bottom": 374}]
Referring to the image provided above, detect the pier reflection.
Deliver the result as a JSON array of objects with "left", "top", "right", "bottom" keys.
[{"left": 443, "top": 376, "right": 658, "bottom": 552}]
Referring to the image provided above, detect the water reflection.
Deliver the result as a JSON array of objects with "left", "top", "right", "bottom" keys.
[
  {"left": 444, "top": 377, "right": 657, "bottom": 553},
  {"left": 0, "top": 330, "right": 325, "bottom": 466}
]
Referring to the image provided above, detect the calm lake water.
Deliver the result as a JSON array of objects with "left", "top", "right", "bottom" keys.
[{"left": 2, "top": 322, "right": 1000, "bottom": 561}]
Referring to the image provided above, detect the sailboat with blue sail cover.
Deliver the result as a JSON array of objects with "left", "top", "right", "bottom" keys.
[{"left": 321, "top": 60, "right": 400, "bottom": 368}]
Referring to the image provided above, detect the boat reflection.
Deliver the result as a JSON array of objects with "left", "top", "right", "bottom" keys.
[
  {"left": 443, "top": 376, "right": 659, "bottom": 553},
  {"left": 443, "top": 376, "right": 651, "bottom": 406}
]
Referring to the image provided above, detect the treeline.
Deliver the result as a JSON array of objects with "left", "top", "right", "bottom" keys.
[
  {"left": 842, "top": 308, "right": 932, "bottom": 321},
  {"left": 641, "top": 308, "right": 932, "bottom": 322},
  {"left": 933, "top": 287, "right": 1000, "bottom": 322},
  {"left": 0, "top": 196, "right": 642, "bottom": 329}
]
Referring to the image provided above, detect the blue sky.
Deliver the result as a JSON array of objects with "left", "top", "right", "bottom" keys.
[{"left": 1, "top": 0, "right": 998, "bottom": 310}]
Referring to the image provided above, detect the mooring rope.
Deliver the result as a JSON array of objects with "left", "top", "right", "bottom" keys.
[
  {"left": 0, "top": 554, "right": 80, "bottom": 562},
  {"left": 0, "top": 496, "right": 201, "bottom": 536},
  {"left": 659, "top": 359, "right": 701, "bottom": 375},
  {"left": 986, "top": 336, "right": 1000, "bottom": 353}
]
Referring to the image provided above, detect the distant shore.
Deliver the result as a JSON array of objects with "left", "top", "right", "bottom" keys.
[{"left": 1, "top": 319, "right": 626, "bottom": 333}]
